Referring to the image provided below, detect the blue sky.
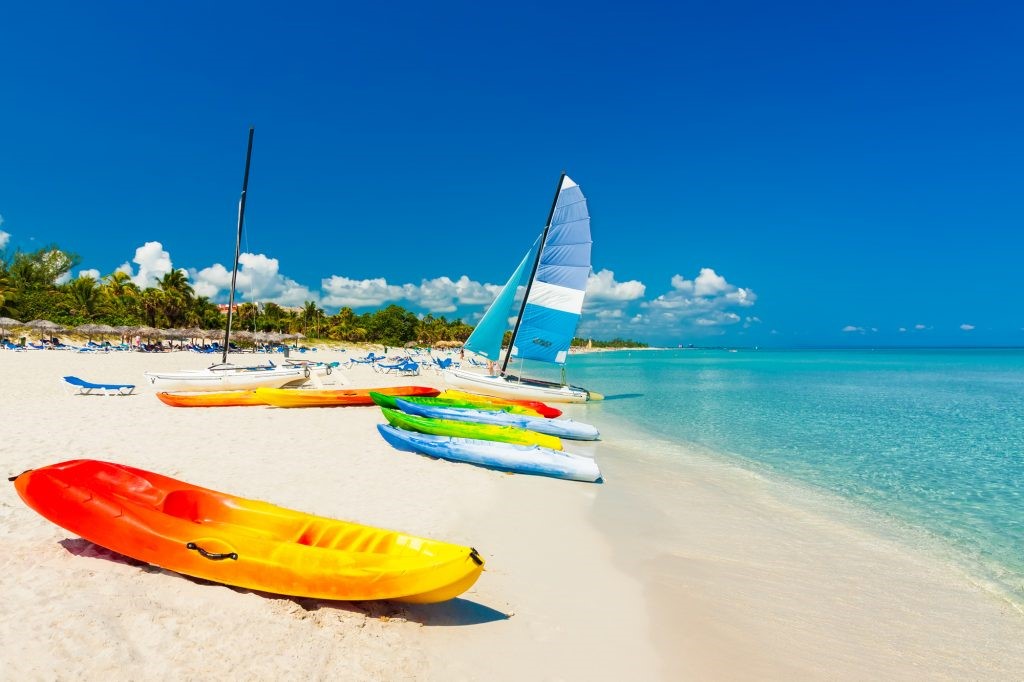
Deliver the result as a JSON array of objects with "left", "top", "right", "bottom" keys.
[{"left": 1, "top": 1, "right": 1021, "bottom": 346}]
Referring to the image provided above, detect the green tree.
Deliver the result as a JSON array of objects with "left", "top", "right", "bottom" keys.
[
  {"left": 6, "top": 246, "right": 79, "bottom": 291},
  {"left": 261, "top": 302, "right": 286, "bottom": 331},
  {"left": 362, "top": 304, "right": 419, "bottom": 346},
  {"left": 139, "top": 288, "right": 162, "bottom": 327},
  {"left": 187, "top": 296, "right": 223, "bottom": 329},
  {"left": 302, "top": 300, "right": 324, "bottom": 337},
  {"left": 66, "top": 276, "right": 103, "bottom": 320}
]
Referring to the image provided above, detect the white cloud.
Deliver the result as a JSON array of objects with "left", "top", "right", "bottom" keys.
[
  {"left": 586, "top": 269, "right": 646, "bottom": 303},
  {"left": 190, "top": 252, "right": 315, "bottom": 306},
  {"left": 643, "top": 268, "right": 757, "bottom": 332},
  {"left": 320, "top": 276, "right": 405, "bottom": 308},
  {"left": 843, "top": 325, "right": 865, "bottom": 333},
  {"left": 120, "top": 241, "right": 174, "bottom": 288},
  {"left": 78, "top": 269, "right": 100, "bottom": 280},
  {"left": 693, "top": 268, "right": 730, "bottom": 296},
  {"left": 899, "top": 327, "right": 907, "bottom": 333},
  {"left": 595, "top": 309, "right": 624, "bottom": 319},
  {"left": 914, "top": 324, "right": 928, "bottom": 330},
  {"left": 743, "top": 316, "right": 761, "bottom": 328},
  {"left": 696, "top": 311, "right": 741, "bottom": 326},
  {"left": 0, "top": 211, "right": 9, "bottom": 249},
  {"left": 320, "top": 273, "right": 504, "bottom": 313},
  {"left": 960, "top": 323, "right": 975, "bottom": 331},
  {"left": 401, "top": 276, "right": 501, "bottom": 313}
]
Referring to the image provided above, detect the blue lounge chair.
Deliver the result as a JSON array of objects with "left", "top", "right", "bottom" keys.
[
  {"left": 432, "top": 356, "right": 455, "bottom": 370},
  {"left": 374, "top": 359, "right": 420, "bottom": 376},
  {"left": 345, "top": 352, "right": 384, "bottom": 368},
  {"left": 62, "top": 375, "right": 136, "bottom": 396}
]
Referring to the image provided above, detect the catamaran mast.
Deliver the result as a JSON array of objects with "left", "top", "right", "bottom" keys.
[
  {"left": 500, "top": 171, "right": 565, "bottom": 375},
  {"left": 222, "top": 126, "right": 254, "bottom": 365}
]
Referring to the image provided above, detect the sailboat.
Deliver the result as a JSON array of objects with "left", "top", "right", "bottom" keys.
[
  {"left": 144, "top": 128, "right": 313, "bottom": 393},
  {"left": 442, "top": 173, "right": 602, "bottom": 403}
]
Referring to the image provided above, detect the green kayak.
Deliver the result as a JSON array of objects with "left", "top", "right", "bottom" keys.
[
  {"left": 368, "top": 391, "right": 543, "bottom": 417},
  {"left": 380, "top": 408, "right": 562, "bottom": 450}
]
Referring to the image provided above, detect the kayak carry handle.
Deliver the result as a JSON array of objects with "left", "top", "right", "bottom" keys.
[
  {"left": 469, "top": 548, "right": 484, "bottom": 566},
  {"left": 186, "top": 542, "right": 238, "bottom": 561}
]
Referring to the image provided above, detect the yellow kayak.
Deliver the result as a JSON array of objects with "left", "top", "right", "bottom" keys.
[
  {"left": 255, "top": 385, "right": 440, "bottom": 408},
  {"left": 381, "top": 407, "right": 562, "bottom": 450}
]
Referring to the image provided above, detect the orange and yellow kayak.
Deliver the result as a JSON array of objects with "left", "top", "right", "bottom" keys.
[
  {"left": 255, "top": 385, "right": 439, "bottom": 408},
  {"left": 12, "top": 460, "right": 483, "bottom": 603},
  {"left": 156, "top": 390, "right": 265, "bottom": 407}
]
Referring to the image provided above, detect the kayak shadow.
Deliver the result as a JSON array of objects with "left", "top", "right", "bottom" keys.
[
  {"left": 388, "top": 598, "right": 510, "bottom": 626},
  {"left": 598, "top": 392, "right": 644, "bottom": 401},
  {"left": 59, "top": 537, "right": 509, "bottom": 626}
]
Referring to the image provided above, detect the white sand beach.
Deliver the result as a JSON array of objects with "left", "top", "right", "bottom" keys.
[{"left": 2, "top": 347, "right": 1024, "bottom": 680}]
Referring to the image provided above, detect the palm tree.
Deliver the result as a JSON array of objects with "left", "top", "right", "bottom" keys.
[
  {"left": 67, "top": 276, "right": 103, "bottom": 319},
  {"left": 186, "top": 296, "right": 223, "bottom": 330},
  {"left": 101, "top": 270, "right": 140, "bottom": 321},
  {"left": 139, "top": 288, "right": 163, "bottom": 327},
  {"left": 302, "top": 300, "right": 325, "bottom": 338},
  {"left": 157, "top": 270, "right": 194, "bottom": 327},
  {"left": 0, "top": 266, "right": 13, "bottom": 316},
  {"left": 261, "top": 302, "right": 286, "bottom": 332}
]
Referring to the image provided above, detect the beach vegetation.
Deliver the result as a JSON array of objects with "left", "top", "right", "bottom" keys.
[
  {"left": 0, "top": 244, "right": 642, "bottom": 347},
  {"left": 571, "top": 337, "right": 648, "bottom": 349}
]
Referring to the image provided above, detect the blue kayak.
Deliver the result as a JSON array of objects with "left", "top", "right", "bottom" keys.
[
  {"left": 393, "top": 398, "right": 600, "bottom": 441},
  {"left": 376, "top": 424, "right": 602, "bottom": 483}
]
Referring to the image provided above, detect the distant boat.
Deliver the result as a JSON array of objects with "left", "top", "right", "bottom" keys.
[
  {"left": 443, "top": 173, "right": 601, "bottom": 403},
  {"left": 144, "top": 128, "right": 310, "bottom": 392}
]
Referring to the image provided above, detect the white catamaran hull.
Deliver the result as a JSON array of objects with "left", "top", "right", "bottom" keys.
[
  {"left": 143, "top": 365, "right": 309, "bottom": 392},
  {"left": 441, "top": 367, "right": 590, "bottom": 403}
]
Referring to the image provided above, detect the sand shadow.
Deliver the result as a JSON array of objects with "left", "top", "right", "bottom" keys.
[{"left": 58, "top": 538, "right": 508, "bottom": 626}]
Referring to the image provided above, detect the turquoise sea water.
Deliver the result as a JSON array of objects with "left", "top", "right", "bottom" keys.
[{"left": 562, "top": 349, "right": 1024, "bottom": 600}]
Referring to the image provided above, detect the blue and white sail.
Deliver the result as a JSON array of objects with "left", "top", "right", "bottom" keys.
[
  {"left": 510, "top": 175, "right": 591, "bottom": 366},
  {"left": 463, "top": 247, "right": 533, "bottom": 361}
]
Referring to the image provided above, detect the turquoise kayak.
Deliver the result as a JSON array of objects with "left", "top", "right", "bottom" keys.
[
  {"left": 376, "top": 424, "right": 601, "bottom": 483},
  {"left": 394, "top": 398, "right": 600, "bottom": 441}
]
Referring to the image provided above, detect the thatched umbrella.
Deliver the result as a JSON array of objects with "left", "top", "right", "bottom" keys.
[
  {"left": 129, "top": 326, "right": 161, "bottom": 344},
  {"left": 75, "top": 323, "right": 104, "bottom": 342},
  {"left": 0, "top": 316, "right": 21, "bottom": 338},
  {"left": 26, "top": 319, "right": 64, "bottom": 342}
]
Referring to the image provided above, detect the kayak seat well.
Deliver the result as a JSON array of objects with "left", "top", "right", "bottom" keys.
[{"left": 294, "top": 519, "right": 401, "bottom": 554}]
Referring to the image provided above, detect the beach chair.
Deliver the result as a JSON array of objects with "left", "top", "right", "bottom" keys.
[
  {"left": 375, "top": 359, "right": 420, "bottom": 376},
  {"left": 62, "top": 375, "right": 136, "bottom": 396},
  {"left": 432, "top": 356, "right": 455, "bottom": 371},
  {"left": 344, "top": 352, "right": 384, "bottom": 369}
]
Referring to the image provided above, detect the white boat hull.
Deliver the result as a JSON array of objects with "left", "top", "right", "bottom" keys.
[
  {"left": 377, "top": 424, "right": 601, "bottom": 482},
  {"left": 143, "top": 365, "right": 309, "bottom": 392},
  {"left": 441, "top": 367, "right": 590, "bottom": 403}
]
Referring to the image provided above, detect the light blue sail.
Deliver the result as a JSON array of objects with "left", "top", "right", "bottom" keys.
[
  {"left": 510, "top": 176, "right": 591, "bottom": 366},
  {"left": 463, "top": 248, "right": 532, "bottom": 361}
]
